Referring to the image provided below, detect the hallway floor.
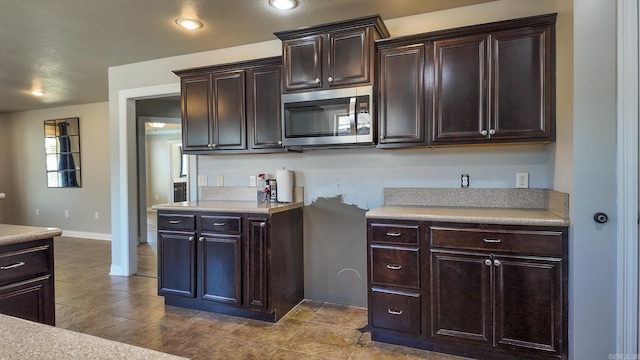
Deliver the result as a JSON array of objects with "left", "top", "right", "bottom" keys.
[{"left": 54, "top": 236, "right": 470, "bottom": 360}]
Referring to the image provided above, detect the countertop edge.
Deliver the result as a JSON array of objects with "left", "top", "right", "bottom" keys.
[
  {"left": 365, "top": 206, "right": 570, "bottom": 227},
  {"left": 152, "top": 201, "right": 304, "bottom": 214},
  {"left": 0, "top": 225, "right": 62, "bottom": 247}
]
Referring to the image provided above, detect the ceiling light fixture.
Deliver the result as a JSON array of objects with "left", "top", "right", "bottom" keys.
[
  {"left": 269, "top": 0, "right": 298, "bottom": 10},
  {"left": 31, "top": 90, "right": 45, "bottom": 96},
  {"left": 148, "top": 122, "right": 166, "bottom": 129},
  {"left": 175, "top": 18, "right": 203, "bottom": 30}
]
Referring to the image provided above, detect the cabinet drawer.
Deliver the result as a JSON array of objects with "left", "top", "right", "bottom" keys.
[
  {"left": 370, "top": 245, "right": 420, "bottom": 289},
  {"left": 371, "top": 288, "right": 421, "bottom": 335},
  {"left": 158, "top": 214, "right": 196, "bottom": 230},
  {"left": 201, "top": 215, "right": 241, "bottom": 234},
  {"left": 0, "top": 245, "right": 51, "bottom": 285},
  {"left": 370, "top": 223, "right": 420, "bottom": 245},
  {"left": 430, "top": 226, "right": 564, "bottom": 256}
]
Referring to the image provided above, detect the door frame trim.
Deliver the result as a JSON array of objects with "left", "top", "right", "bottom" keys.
[{"left": 616, "top": 0, "right": 639, "bottom": 354}]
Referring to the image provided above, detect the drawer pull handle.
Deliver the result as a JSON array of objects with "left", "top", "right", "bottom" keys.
[
  {"left": 213, "top": 222, "right": 226, "bottom": 226},
  {"left": 169, "top": 220, "right": 181, "bottom": 224},
  {"left": 483, "top": 238, "right": 501, "bottom": 243},
  {"left": 386, "top": 264, "right": 402, "bottom": 270},
  {"left": 388, "top": 309, "right": 403, "bottom": 315},
  {"left": 386, "top": 232, "right": 402, "bottom": 237},
  {"left": 1, "top": 261, "right": 25, "bottom": 270}
]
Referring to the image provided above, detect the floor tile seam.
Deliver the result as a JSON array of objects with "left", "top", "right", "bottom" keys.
[{"left": 306, "top": 318, "right": 368, "bottom": 331}]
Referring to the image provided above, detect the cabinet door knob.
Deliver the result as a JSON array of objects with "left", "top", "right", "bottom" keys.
[
  {"left": 493, "top": 259, "right": 501, "bottom": 266},
  {"left": 260, "top": 222, "right": 266, "bottom": 228},
  {"left": 481, "top": 130, "right": 488, "bottom": 136},
  {"left": 327, "top": 76, "right": 333, "bottom": 83},
  {"left": 188, "top": 236, "right": 194, "bottom": 242},
  {"left": 277, "top": 140, "right": 282, "bottom": 145},
  {"left": 380, "top": 135, "right": 385, "bottom": 140},
  {"left": 484, "top": 259, "right": 492, "bottom": 266},
  {"left": 211, "top": 143, "right": 217, "bottom": 148},
  {"left": 594, "top": 212, "right": 609, "bottom": 224},
  {"left": 489, "top": 129, "right": 496, "bottom": 135},
  {"left": 198, "top": 237, "right": 205, "bottom": 242},
  {"left": 315, "top": 78, "right": 320, "bottom": 84}
]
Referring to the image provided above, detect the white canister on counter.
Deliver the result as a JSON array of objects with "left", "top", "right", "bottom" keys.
[{"left": 276, "top": 169, "right": 293, "bottom": 203}]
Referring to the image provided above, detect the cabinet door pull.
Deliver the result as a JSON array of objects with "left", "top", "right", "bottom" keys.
[
  {"left": 169, "top": 220, "right": 181, "bottom": 224},
  {"left": 213, "top": 222, "right": 226, "bottom": 226},
  {"left": 188, "top": 236, "right": 194, "bottom": 242},
  {"left": 493, "top": 259, "right": 502, "bottom": 266},
  {"left": 198, "top": 237, "right": 205, "bottom": 242},
  {"left": 386, "top": 264, "right": 402, "bottom": 270},
  {"left": 483, "top": 238, "right": 501, "bottom": 243},
  {"left": 260, "top": 222, "right": 266, "bottom": 228},
  {"left": 1, "top": 261, "right": 25, "bottom": 270},
  {"left": 388, "top": 309, "right": 403, "bottom": 315},
  {"left": 484, "top": 259, "right": 492, "bottom": 266},
  {"left": 386, "top": 231, "right": 402, "bottom": 237}
]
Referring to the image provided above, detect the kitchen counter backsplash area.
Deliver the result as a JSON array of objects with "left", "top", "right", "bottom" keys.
[
  {"left": 201, "top": 186, "right": 304, "bottom": 203},
  {"left": 383, "top": 187, "right": 569, "bottom": 219}
]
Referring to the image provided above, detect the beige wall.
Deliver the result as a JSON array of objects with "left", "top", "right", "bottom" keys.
[{"left": 1, "top": 102, "right": 111, "bottom": 237}]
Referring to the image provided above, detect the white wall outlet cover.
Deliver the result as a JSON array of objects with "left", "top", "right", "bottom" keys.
[
  {"left": 216, "top": 175, "right": 224, "bottom": 186},
  {"left": 516, "top": 172, "right": 529, "bottom": 188},
  {"left": 249, "top": 175, "right": 257, "bottom": 187},
  {"left": 197, "top": 175, "right": 208, "bottom": 186}
]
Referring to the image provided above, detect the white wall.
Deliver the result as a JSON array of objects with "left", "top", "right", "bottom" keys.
[
  {"left": 1, "top": 102, "right": 111, "bottom": 237},
  {"left": 146, "top": 132, "right": 181, "bottom": 207}
]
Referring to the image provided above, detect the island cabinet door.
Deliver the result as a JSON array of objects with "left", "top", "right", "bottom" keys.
[
  {"left": 494, "top": 255, "right": 564, "bottom": 356},
  {"left": 199, "top": 233, "right": 242, "bottom": 305},
  {"left": 0, "top": 276, "right": 53, "bottom": 325},
  {"left": 158, "top": 231, "right": 197, "bottom": 298},
  {"left": 430, "top": 250, "right": 492, "bottom": 346},
  {"left": 246, "top": 218, "right": 268, "bottom": 312}
]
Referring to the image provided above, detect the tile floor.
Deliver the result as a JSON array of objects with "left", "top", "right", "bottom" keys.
[{"left": 53, "top": 235, "right": 470, "bottom": 360}]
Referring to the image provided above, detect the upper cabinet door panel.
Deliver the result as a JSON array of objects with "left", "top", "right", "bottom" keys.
[
  {"left": 282, "top": 36, "right": 322, "bottom": 91},
  {"left": 212, "top": 71, "right": 246, "bottom": 150},
  {"left": 377, "top": 44, "right": 426, "bottom": 146},
  {"left": 182, "top": 76, "right": 212, "bottom": 151},
  {"left": 328, "top": 28, "right": 369, "bottom": 87},
  {"left": 490, "top": 25, "right": 554, "bottom": 141},
  {"left": 247, "top": 65, "right": 283, "bottom": 149},
  {"left": 432, "top": 35, "right": 488, "bottom": 144}
]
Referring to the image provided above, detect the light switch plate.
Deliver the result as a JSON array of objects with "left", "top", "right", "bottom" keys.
[
  {"left": 216, "top": 175, "right": 224, "bottom": 186},
  {"left": 197, "top": 175, "right": 208, "bottom": 186},
  {"left": 249, "top": 175, "right": 256, "bottom": 187}
]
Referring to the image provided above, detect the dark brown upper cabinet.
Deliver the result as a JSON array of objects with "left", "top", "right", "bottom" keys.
[
  {"left": 275, "top": 15, "right": 390, "bottom": 93},
  {"left": 377, "top": 43, "right": 428, "bottom": 147},
  {"left": 174, "top": 57, "right": 283, "bottom": 154},
  {"left": 376, "top": 13, "right": 556, "bottom": 148}
]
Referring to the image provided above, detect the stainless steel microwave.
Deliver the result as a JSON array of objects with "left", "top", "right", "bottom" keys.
[{"left": 281, "top": 86, "right": 374, "bottom": 147}]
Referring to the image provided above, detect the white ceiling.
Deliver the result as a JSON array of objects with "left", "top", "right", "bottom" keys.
[{"left": 0, "top": 0, "right": 493, "bottom": 114}]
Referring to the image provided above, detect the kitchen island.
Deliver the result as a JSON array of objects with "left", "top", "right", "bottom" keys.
[
  {"left": 0, "top": 224, "right": 62, "bottom": 325},
  {"left": 0, "top": 313, "right": 186, "bottom": 360}
]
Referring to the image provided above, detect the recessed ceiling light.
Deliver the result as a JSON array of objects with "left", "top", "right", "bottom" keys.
[
  {"left": 175, "top": 18, "right": 203, "bottom": 30},
  {"left": 31, "top": 90, "right": 45, "bottom": 96},
  {"left": 269, "top": 0, "right": 298, "bottom": 10}
]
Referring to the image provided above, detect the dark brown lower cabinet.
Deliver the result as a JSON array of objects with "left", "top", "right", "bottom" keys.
[
  {"left": 0, "top": 238, "right": 55, "bottom": 326},
  {"left": 157, "top": 209, "right": 303, "bottom": 322},
  {"left": 367, "top": 219, "right": 568, "bottom": 360}
]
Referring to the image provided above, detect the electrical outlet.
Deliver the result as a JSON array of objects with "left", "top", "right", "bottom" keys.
[
  {"left": 64, "top": 210, "right": 69, "bottom": 218},
  {"left": 197, "top": 175, "right": 208, "bottom": 186},
  {"left": 95, "top": 212, "right": 99, "bottom": 220},
  {"left": 216, "top": 175, "right": 224, "bottom": 186},
  {"left": 35, "top": 209, "right": 39, "bottom": 216},
  {"left": 516, "top": 172, "right": 529, "bottom": 188},
  {"left": 461, "top": 174, "right": 470, "bottom": 188},
  {"left": 249, "top": 175, "right": 257, "bottom": 187}
]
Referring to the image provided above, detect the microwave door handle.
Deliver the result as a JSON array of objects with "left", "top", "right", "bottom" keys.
[{"left": 349, "top": 97, "right": 357, "bottom": 135}]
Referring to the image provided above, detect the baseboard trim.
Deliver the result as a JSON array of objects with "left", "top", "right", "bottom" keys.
[{"left": 61, "top": 230, "right": 111, "bottom": 241}]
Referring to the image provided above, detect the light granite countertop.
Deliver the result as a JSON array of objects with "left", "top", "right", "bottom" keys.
[
  {"left": 0, "top": 224, "right": 62, "bottom": 246},
  {"left": 366, "top": 188, "right": 570, "bottom": 227},
  {"left": 0, "top": 314, "right": 185, "bottom": 360},
  {"left": 366, "top": 205, "right": 569, "bottom": 227},
  {"left": 152, "top": 200, "right": 303, "bottom": 214}
]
